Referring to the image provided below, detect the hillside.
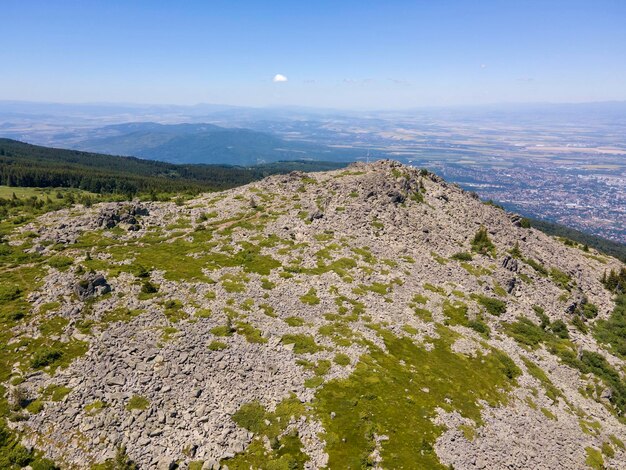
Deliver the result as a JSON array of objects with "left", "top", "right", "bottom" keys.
[
  {"left": 74, "top": 122, "right": 363, "bottom": 165},
  {"left": 1, "top": 161, "right": 625, "bottom": 469},
  {"left": 0, "top": 138, "right": 348, "bottom": 194}
]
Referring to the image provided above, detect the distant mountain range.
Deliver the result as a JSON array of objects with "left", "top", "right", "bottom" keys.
[{"left": 70, "top": 122, "right": 363, "bottom": 165}]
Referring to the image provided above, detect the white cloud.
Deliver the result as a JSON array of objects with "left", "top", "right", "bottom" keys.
[
  {"left": 273, "top": 74, "right": 288, "bottom": 83},
  {"left": 480, "top": 64, "right": 487, "bottom": 69}
]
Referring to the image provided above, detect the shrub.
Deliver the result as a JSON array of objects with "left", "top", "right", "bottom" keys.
[
  {"left": 334, "top": 353, "right": 351, "bottom": 366},
  {"left": 504, "top": 318, "right": 546, "bottom": 348},
  {"left": 140, "top": 281, "right": 158, "bottom": 294},
  {"left": 550, "top": 268, "right": 572, "bottom": 290},
  {"left": 550, "top": 320, "right": 569, "bottom": 339},
  {"left": 602, "top": 268, "right": 626, "bottom": 293},
  {"left": 471, "top": 227, "right": 495, "bottom": 257},
  {"left": 300, "top": 288, "right": 320, "bottom": 305},
  {"left": 126, "top": 395, "right": 149, "bottom": 411},
  {"left": 31, "top": 347, "right": 63, "bottom": 368},
  {"left": 450, "top": 252, "right": 473, "bottom": 261},
  {"left": 281, "top": 334, "right": 322, "bottom": 354},
  {"left": 594, "top": 294, "right": 626, "bottom": 358},
  {"left": 208, "top": 340, "right": 228, "bottom": 351},
  {"left": 467, "top": 319, "right": 491, "bottom": 337},
  {"left": 582, "top": 303, "right": 598, "bottom": 319},
  {"left": 473, "top": 295, "right": 506, "bottom": 316},
  {"left": 0, "top": 285, "right": 21, "bottom": 302}
]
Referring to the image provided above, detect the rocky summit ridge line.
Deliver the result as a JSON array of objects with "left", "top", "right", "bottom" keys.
[{"left": 2, "top": 160, "right": 625, "bottom": 469}]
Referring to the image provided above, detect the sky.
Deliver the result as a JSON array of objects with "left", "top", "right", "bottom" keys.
[{"left": 2, "top": 0, "right": 626, "bottom": 109}]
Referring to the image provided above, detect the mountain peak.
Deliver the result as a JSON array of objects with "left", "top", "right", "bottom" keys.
[{"left": 4, "top": 163, "right": 625, "bottom": 469}]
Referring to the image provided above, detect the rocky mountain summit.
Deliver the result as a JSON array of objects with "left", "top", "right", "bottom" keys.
[{"left": 2, "top": 160, "right": 626, "bottom": 469}]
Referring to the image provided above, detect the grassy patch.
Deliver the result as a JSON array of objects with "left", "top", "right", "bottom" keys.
[
  {"left": 225, "top": 395, "right": 309, "bottom": 469},
  {"left": 521, "top": 357, "right": 564, "bottom": 404},
  {"left": 235, "top": 322, "right": 267, "bottom": 344},
  {"left": 85, "top": 400, "right": 107, "bottom": 414},
  {"left": 333, "top": 353, "right": 351, "bottom": 366},
  {"left": 102, "top": 307, "right": 142, "bottom": 323},
  {"left": 471, "top": 227, "right": 496, "bottom": 257},
  {"left": 126, "top": 395, "right": 149, "bottom": 411},
  {"left": 41, "top": 384, "right": 72, "bottom": 402},
  {"left": 585, "top": 447, "right": 604, "bottom": 469},
  {"left": 450, "top": 252, "right": 473, "bottom": 261},
  {"left": 313, "top": 326, "right": 520, "bottom": 468},
  {"left": 594, "top": 294, "right": 626, "bottom": 358},
  {"left": 300, "top": 288, "right": 320, "bottom": 305},
  {"left": 281, "top": 334, "right": 322, "bottom": 354},
  {"left": 285, "top": 316, "right": 305, "bottom": 327},
  {"left": 208, "top": 340, "right": 228, "bottom": 351},
  {"left": 471, "top": 294, "right": 507, "bottom": 316}
]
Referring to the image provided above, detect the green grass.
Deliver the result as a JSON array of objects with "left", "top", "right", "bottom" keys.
[
  {"left": 46, "top": 255, "right": 73, "bottom": 271},
  {"left": 300, "top": 288, "right": 320, "bottom": 305},
  {"left": 102, "top": 307, "right": 142, "bottom": 323},
  {"left": 506, "top": 316, "right": 626, "bottom": 417},
  {"left": 126, "top": 395, "right": 149, "bottom": 411},
  {"left": 423, "top": 283, "right": 446, "bottom": 295},
  {"left": 318, "top": 322, "right": 361, "bottom": 346},
  {"left": 160, "top": 326, "right": 179, "bottom": 343},
  {"left": 460, "top": 262, "right": 492, "bottom": 277},
  {"left": 333, "top": 353, "right": 351, "bottom": 366},
  {"left": 550, "top": 268, "right": 572, "bottom": 290},
  {"left": 38, "top": 316, "right": 69, "bottom": 337},
  {"left": 450, "top": 252, "right": 473, "bottom": 261},
  {"left": 442, "top": 300, "right": 490, "bottom": 337},
  {"left": 85, "top": 400, "right": 107, "bottom": 414},
  {"left": 472, "top": 294, "right": 507, "bottom": 316},
  {"left": 281, "top": 334, "right": 322, "bottom": 354},
  {"left": 313, "top": 325, "right": 520, "bottom": 468},
  {"left": 208, "top": 340, "right": 228, "bottom": 351},
  {"left": 41, "top": 384, "right": 72, "bottom": 402},
  {"left": 285, "top": 316, "right": 305, "bottom": 327},
  {"left": 585, "top": 447, "right": 604, "bottom": 469},
  {"left": 225, "top": 395, "right": 309, "bottom": 469},
  {"left": 235, "top": 322, "right": 267, "bottom": 344},
  {"left": 471, "top": 227, "right": 496, "bottom": 257},
  {"left": 594, "top": 294, "right": 626, "bottom": 358},
  {"left": 521, "top": 358, "right": 564, "bottom": 404}
]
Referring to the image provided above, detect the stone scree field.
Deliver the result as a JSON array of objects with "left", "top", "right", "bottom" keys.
[{"left": 1, "top": 160, "right": 626, "bottom": 469}]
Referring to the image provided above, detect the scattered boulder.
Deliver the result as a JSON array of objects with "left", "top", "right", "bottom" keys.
[
  {"left": 74, "top": 273, "right": 111, "bottom": 301},
  {"left": 502, "top": 256, "right": 519, "bottom": 272},
  {"left": 308, "top": 210, "right": 324, "bottom": 222}
]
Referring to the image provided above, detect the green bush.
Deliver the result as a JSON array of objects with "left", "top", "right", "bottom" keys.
[
  {"left": 473, "top": 295, "right": 506, "bottom": 316},
  {"left": 471, "top": 227, "right": 496, "bottom": 257},
  {"left": 126, "top": 395, "right": 149, "bottom": 411},
  {"left": 31, "top": 347, "right": 63, "bottom": 368},
  {"left": 208, "top": 340, "right": 228, "bottom": 351},
  {"left": 582, "top": 303, "right": 598, "bottom": 319},
  {"left": 451, "top": 252, "right": 473, "bottom": 261},
  {"left": 281, "top": 334, "right": 322, "bottom": 354},
  {"left": 550, "top": 320, "right": 569, "bottom": 339},
  {"left": 0, "top": 285, "right": 21, "bottom": 302},
  {"left": 140, "top": 281, "right": 158, "bottom": 294},
  {"left": 504, "top": 318, "right": 546, "bottom": 348},
  {"left": 594, "top": 294, "right": 626, "bottom": 358}
]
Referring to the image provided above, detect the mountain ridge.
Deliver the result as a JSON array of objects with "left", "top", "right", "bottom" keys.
[
  {"left": 2, "top": 160, "right": 625, "bottom": 468},
  {"left": 73, "top": 122, "right": 362, "bottom": 165}
]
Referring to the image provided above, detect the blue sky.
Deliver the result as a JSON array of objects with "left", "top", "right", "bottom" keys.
[{"left": 2, "top": 0, "right": 625, "bottom": 109}]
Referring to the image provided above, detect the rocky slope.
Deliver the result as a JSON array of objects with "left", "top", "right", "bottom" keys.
[{"left": 2, "top": 160, "right": 625, "bottom": 469}]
